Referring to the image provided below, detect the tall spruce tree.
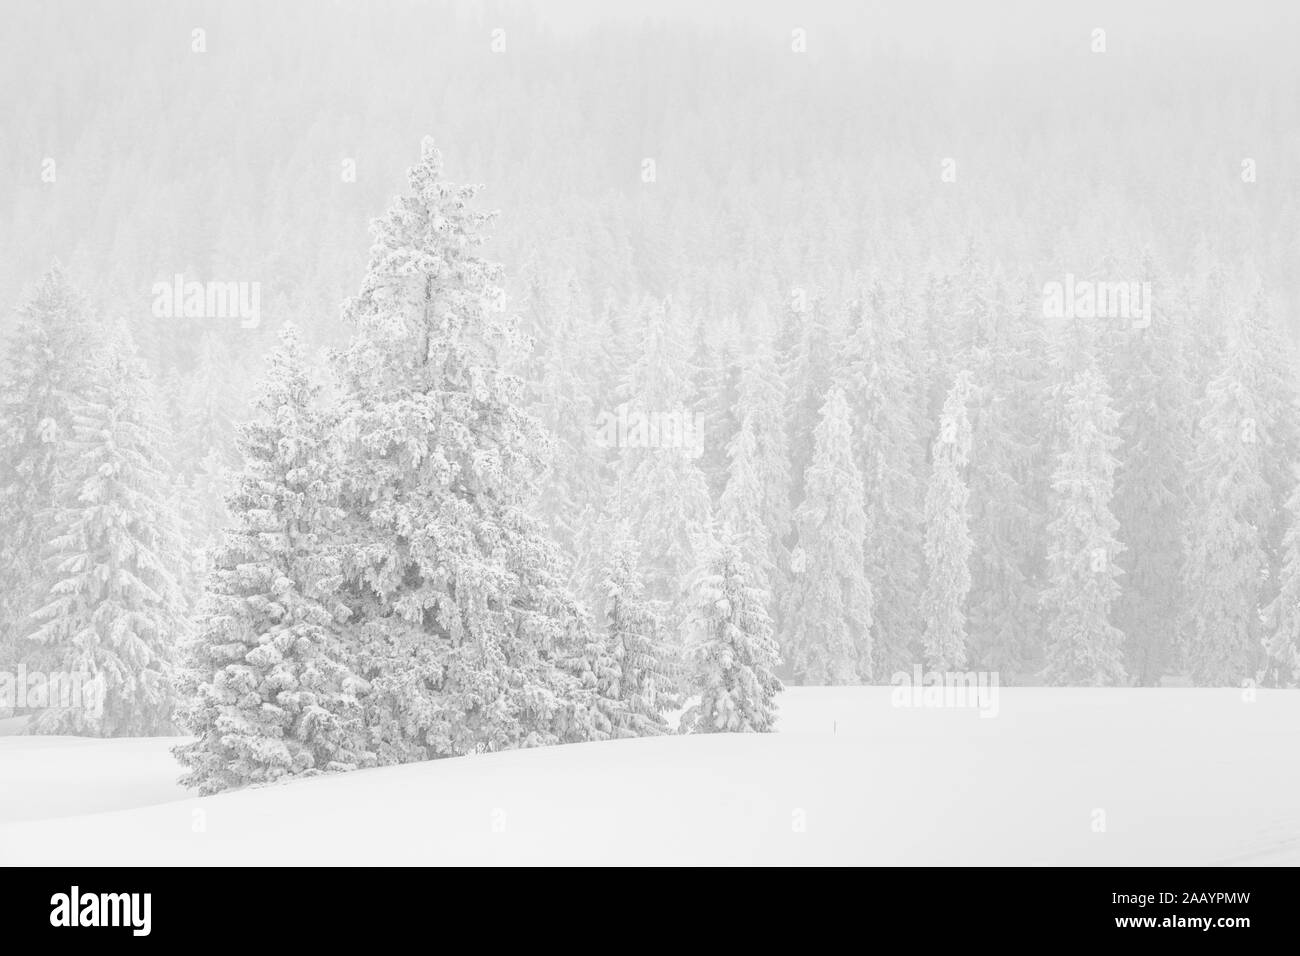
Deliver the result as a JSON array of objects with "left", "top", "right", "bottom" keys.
[
  {"left": 597, "top": 535, "right": 675, "bottom": 736},
  {"left": 782, "top": 387, "right": 873, "bottom": 683},
  {"left": 26, "top": 323, "right": 187, "bottom": 735},
  {"left": 333, "top": 137, "right": 590, "bottom": 762},
  {"left": 1040, "top": 365, "right": 1127, "bottom": 686},
  {"left": 182, "top": 332, "right": 241, "bottom": 475},
  {"left": 612, "top": 297, "right": 714, "bottom": 622},
  {"left": 728, "top": 340, "right": 792, "bottom": 598},
  {"left": 0, "top": 265, "right": 92, "bottom": 669},
  {"left": 175, "top": 326, "right": 371, "bottom": 794},
  {"left": 964, "top": 273, "right": 1048, "bottom": 676},
  {"left": 719, "top": 419, "right": 771, "bottom": 586},
  {"left": 1236, "top": 273, "right": 1300, "bottom": 649},
  {"left": 839, "top": 289, "right": 926, "bottom": 674},
  {"left": 527, "top": 272, "right": 609, "bottom": 563},
  {"left": 778, "top": 291, "right": 837, "bottom": 508},
  {"left": 1111, "top": 262, "right": 1192, "bottom": 685},
  {"left": 688, "top": 316, "right": 743, "bottom": 500},
  {"left": 1263, "top": 474, "right": 1300, "bottom": 686},
  {"left": 1181, "top": 329, "right": 1272, "bottom": 686},
  {"left": 920, "top": 371, "right": 975, "bottom": 672},
  {"left": 680, "top": 532, "right": 782, "bottom": 733}
]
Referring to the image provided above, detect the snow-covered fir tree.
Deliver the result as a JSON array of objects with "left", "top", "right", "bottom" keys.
[
  {"left": 175, "top": 326, "right": 372, "bottom": 794},
  {"left": 779, "top": 291, "right": 837, "bottom": 508},
  {"left": 0, "top": 265, "right": 92, "bottom": 669},
  {"left": 1111, "top": 261, "right": 1192, "bottom": 685},
  {"left": 920, "top": 370, "right": 975, "bottom": 671},
  {"left": 1040, "top": 364, "right": 1127, "bottom": 686},
  {"left": 525, "top": 271, "right": 609, "bottom": 564},
  {"left": 611, "top": 296, "right": 714, "bottom": 622},
  {"left": 690, "top": 317, "right": 744, "bottom": 500},
  {"left": 782, "top": 387, "right": 873, "bottom": 683},
  {"left": 167, "top": 333, "right": 244, "bottom": 581},
  {"left": 964, "top": 273, "right": 1048, "bottom": 676},
  {"left": 25, "top": 323, "right": 187, "bottom": 735},
  {"left": 1235, "top": 272, "right": 1300, "bottom": 646},
  {"left": 1181, "top": 326, "right": 1272, "bottom": 686},
  {"left": 182, "top": 331, "right": 242, "bottom": 475},
  {"left": 551, "top": 604, "right": 620, "bottom": 742},
  {"left": 593, "top": 535, "right": 675, "bottom": 736},
  {"left": 839, "top": 288, "right": 926, "bottom": 674},
  {"left": 680, "top": 531, "right": 782, "bottom": 733},
  {"left": 333, "top": 137, "right": 591, "bottom": 762},
  {"left": 188, "top": 449, "right": 233, "bottom": 575},
  {"left": 1263, "top": 473, "right": 1300, "bottom": 686},
  {"left": 728, "top": 339, "right": 792, "bottom": 597},
  {"left": 719, "top": 419, "right": 770, "bottom": 585}
]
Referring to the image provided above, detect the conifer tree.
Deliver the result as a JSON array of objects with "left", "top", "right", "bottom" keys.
[
  {"left": 839, "top": 292, "right": 926, "bottom": 674},
  {"left": 0, "top": 265, "right": 92, "bottom": 668},
  {"left": 680, "top": 533, "right": 782, "bottom": 733},
  {"left": 1040, "top": 365, "right": 1127, "bottom": 686},
  {"left": 920, "top": 371, "right": 975, "bottom": 671},
  {"left": 550, "top": 605, "right": 620, "bottom": 743},
  {"left": 1236, "top": 273, "right": 1300, "bottom": 640},
  {"left": 175, "top": 327, "right": 371, "bottom": 793},
  {"left": 543, "top": 604, "right": 613, "bottom": 744},
  {"left": 527, "top": 272, "right": 609, "bottom": 561},
  {"left": 182, "top": 332, "right": 242, "bottom": 475},
  {"left": 782, "top": 387, "right": 873, "bottom": 683},
  {"left": 596, "top": 536, "right": 674, "bottom": 736},
  {"left": 1182, "top": 333, "right": 1272, "bottom": 686},
  {"left": 728, "top": 340, "right": 792, "bottom": 595},
  {"left": 1263, "top": 475, "right": 1300, "bottom": 687},
  {"left": 334, "top": 137, "right": 589, "bottom": 762},
  {"left": 26, "top": 324, "right": 187, "bottom": 735},
  {"left": 690, "top": 320, "right": 744, "bottom": 500},
  {"left": 778, "top": 292, "right": 837, "bottom": 508},
  {"left": 613, "top": 297, "right": 713, "bottom": 620},
  {"left": 719, "top": 419, "right": 769, "bottom": 584},
  {"left": 1112, "top": 263, "right": 1192, "bottom": 685},
  {"left": 964, "top": 274, "right": 1048, "bottom": 676},
  {"left": 173, "top": 333, "right": 243, "bottom": 570}
]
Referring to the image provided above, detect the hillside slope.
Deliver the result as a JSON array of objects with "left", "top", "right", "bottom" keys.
[{"left": 1, "top": 687, "right": 1296, "bottom": 865}]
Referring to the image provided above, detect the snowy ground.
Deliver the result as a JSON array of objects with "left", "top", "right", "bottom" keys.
[{"left": 1, "top": 687, "right": 1297, "bottom": 865}]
